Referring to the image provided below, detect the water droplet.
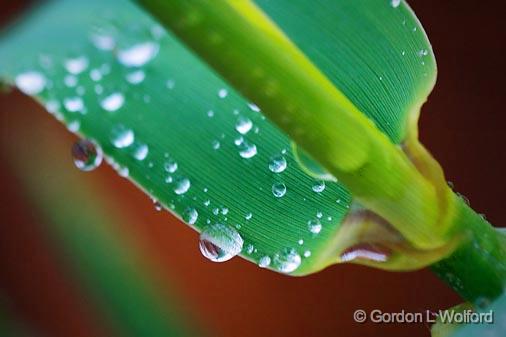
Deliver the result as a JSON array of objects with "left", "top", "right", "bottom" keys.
[
  {"left": 238, "top": 141, "right": 257, "bottom": 159},
  {"left": 117, "top": 165, "right": 129, "bottom": 177},
  {"left": 418, "top": 49, "right": 429, "bottom": 57},
  {"left": 67, "top": 120, "right": 81, "bottom": 132},
  {"left": 199, "top": 223, "right": 243, "bottom": 262},
  {"left": 153, "top": 201, "right": 162, "bottom": 211},
  {"left": 132, "top": 142, "right": 149, "bottom": 161},
  {"left": 316, "top": 211, "right": 323, "bottom": 219},
  {"left": 268, "top": 155, "right": 287, "bottom": 173},
  {"left": 258, "top": 256, "right": 271, "bottom": 268},
  {"left": 126, "top": 70, "right": 146, "bottom": 84},
  {"left": 340, "top": 244, "right": 390, "bottom": 263},
  {"left": 183, "top": 207, "right": 199, "bottom": 225},
  {"left": 312, "top": 181, "right": 326, "bottom": 193},
  {"left": 298, "top": 239, "right": 304, "bottom": 245},
  {"left": 118, "top": 42, "right": 159, "bottom": 67},
  {"left": 221, "top": 207, "right": 229, "bottom": 215},
  {"left": 391, "top": 0, "right": 401, "bottom": 8},
  {"left": 274, "top": 248, "right": 301, "bottom": 273},
  {"left": 245, "top": 244, "right": 254, "bottom": 254},
  {"left": 248, "top": 103, "right": 260, "bottom": 112},
  {"left": 218, "top": 88, "right": 228, "bottom": 98},
  {"left": 166, "top": 79, "right": 175, "bottom": 89},
  {"left": 235, "top": 116, "right": 253, "bottom": 135},
  {"left": 203, "top": 199, "right": 211, "bottom": 207},
  {"left": 308, "top": 219, "right": 322, "bottom": 234},
  {"left": 64, "top": 97, "right": 84, "bottom": 113},
  {"left": 91, "top": 34, "right": 115, "bottom": 50},
  {"left": 15, "top": 71, "right": 46, "bottom": 95},
  {"left": 164, "top": 159, "right": 178, "bottom": 173},
  {"left": 174, "top": 177, "right": 191, "bottom": 195},
  {"left": 110, "top": 124, "right": 134, "bottom": 148},
  {"left": 64, "top": 56, "right": 89, "bottom": 75},
  {"left": 245, "top": 212, "right": 253, "bottom": 220},
  {"left": 272, "top": 182, "right": 287, "bottom": 198},
  {"left": 304, "top": 250, "right": 311, "bottom": 258},
  {"left": 64, "top": 74, "right": 78, "bottom": 88},
  {"left": 101, "top": 92, "right": 124, "bottom": 112},
  {"left": 71, "top": 139, "right": 103, "bottom": 171},
  {"left": 211, "top": 140, "right": 221, "bottom": 150}
]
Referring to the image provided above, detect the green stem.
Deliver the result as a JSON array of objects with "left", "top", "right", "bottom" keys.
[{"left": 432, "top": 197, "right": 506, "bottom": 304}]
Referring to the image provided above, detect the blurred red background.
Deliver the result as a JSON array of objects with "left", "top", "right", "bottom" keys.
[{"left": 1, "top": 1, "right": 504, "bottom": 337}]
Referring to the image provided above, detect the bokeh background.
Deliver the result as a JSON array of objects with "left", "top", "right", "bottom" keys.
[{"left": 1, "top": 1, "right": 504, "bottom": 337}]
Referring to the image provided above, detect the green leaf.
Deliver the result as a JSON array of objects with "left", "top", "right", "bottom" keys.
[{"left": 0, "top": 0, "right": 440, "bottom": 275}]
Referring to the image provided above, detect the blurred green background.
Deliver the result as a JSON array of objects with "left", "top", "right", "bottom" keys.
[{"left": 1, "top": 1, "right": 505, "bottom": 337}]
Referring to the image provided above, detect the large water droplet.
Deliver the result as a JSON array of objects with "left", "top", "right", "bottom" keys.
[
  {"left": 268, "top": 155, "right": 287, "bottom": 173},
  {"left": 238, "top": 141, "right": 257, "bottom": 159},
  {"left": 272, "top": 182, "right": 287, "bottom": 198},
  {"left": 308, "top": 219, "right": 322, "bottom": 234},
  {"left": 118, "top": 42, "right": 159, "bottom": 67},
  {"left": 110, "top": 124, "right": 134, "bottom": 148},
  {"left": 15, "top": 71, "right": 46, "bottom": 95},
  {"left": 274, "top": 248, "right": 301, "bottom": 273},
  {"left": 64, "top": 56, "right": 89, "bottom": 75},
  {"left": 183, "top": 207, "right": 198, "bottom": 225},
  {"left": 71, "top": 139, "right": 103, "bottom": 171},
  {"left": 174, "top": 177, "right": 191, "bottom": 195},
  {"left": 199, "top": 223, "right": 243, "bottom": 262},
  {"left": 101, "top": 92, "right": 124, "bottom": 112},
  {"left": 235, "top": 116, "right": 253, "bottom": 135}
]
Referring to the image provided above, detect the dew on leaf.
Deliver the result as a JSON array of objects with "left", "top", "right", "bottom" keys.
[
  {"left": 235, "top": 116, "right": 253, "bottom": 135},
  {"left": 268, "top": 155, "right": 287, "bottom": 173},
  {"left": 272, "top": 182, "right": 287, "bottom": 198},
  {"left": 101, "top": 92, "right": 124, "bottom": 112},
  {"left": 258, "top": 256, "right": 271, "bottom": 268},
  {"left": 15, "top": 71, "right": 46, "bottom": 95},
  {"left": 312, "top": 181, "right": 326, "bottom": 193},
  {"left": 183, "top": 207, "right": 199, "bottom": 225},
  {"left": 71, "top": 139, "right": 103, "bottom": 172},
  {"left": 132, "top": 142, "right": 149, "bottom": 161},
  {"left": 174, "top": 177, "right": 191, "bottom": 195},
  {"left": 64, "top": 56, "right": 89, "bottom": 75},
  {"left": 308, "top": 219, "right": 322, "bottom": 234},
  {"left": 110, "top": 124, "right": 134, "bottom": 148},
  {"left": 118, "top": 42, "right": 159, "bottom": 67},
  {"left": 126, "top": 70, "right": 146, "bottom": 84},
  {"left": 64, "top": 96, "right": 84, "bottom": 113},
  {"left": 199, "top": 223, "right": 243, "bottom": 262},
  {"left": 274, "top": 248, "right": 301, "bottom": 273}
]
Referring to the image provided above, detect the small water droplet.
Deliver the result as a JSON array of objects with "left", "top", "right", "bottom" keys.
[
  {"left": 71, "top": 139, "right": 103, "bottom": 171},
  {"left": 238, "top": 141, "right": 257, "bottom": 159},
  {"left": 110, "top": 124, "right": 134, "bottom": 148},
  {"left": 245, "top": 244, "right": 254, "bottom": 254},
  {"left": 298, "top": 239, "right": 304, "bottom": 245},
  {"left": 164, "top": 159, "right": 178, "bottom": 173},
  {"left": 304, "top": 250, "right": 311, "bottom": 258},
  {"left": 64, "top": 96, "right": 84, "bottom": 113},
  {"left": 248, "top": 103, "right": 260, "bottom": 112},
  {"left": 312, "top": 181, "right": 326, "bottom": 193},
  {"left": 391, "top": 0, "right": 401, "bottom": 8},
  {"left": 132, "top": 142, "right": 149, "bottom": 161},
  {"left": 183, "top": 207, "right": 198, "bottom": 225},
  {"left": 154, "top": 201, "right": 162, "bottom": 211},
  {"left": 174, "top": 177, "right": 191, "bottom": 195},
  {"left": 316, "top": 211, "right": 323, "bottom": 219},
  {"left": 126, "top": 70, "right": 146, "bottom": 84},
  {"left": 101, "top": 92, "right": 124, "bottom": 112},
  {"left": 118, "top": 42, "right": 159, "bottom": 67},
  {"left": 245, "top": 212, "right": 253, "bottom": 220},
  {"left": 203, "top": 199, "right": 211, "bottom": 207},
  {"left": 166, "top": 79, "right": 176, "bottom": 89},
  {"left": 235, "top": 116, "right": 253, "bottom": 135},
  {"left": 64, "top": 56, "right": 89, "bottom": 75},
  {"left": 274, "top": 248, "right": 301, "bottom": 273},
  {"left": 258, "top": 256, "right": 271, "bottom": 268},
  {"left": 15, "top": 71, "right": 46, "bottom": 95},
  {"left": 272, "top": 182, "right": 287, "bottom": 198},
  {"left": 211, "top": 140, "right": 221, "bottom": 150},
  {"left": 268, "top": 155, "right": 287, "bottom": 173},
  {"left": 308, "top": 219, "right": 322, "bottom": 234},
  {"left": 67, "top": 120, "right": 81, "bottom": 132},
  {"left": 117, "top": 165, "right": 129, "bottom": 177},
  {"left": 418, "top": 49, "right": 429, "bottom": 57},
  {"left": 199, "top": 223, "right": 243, "bottom": 262},
  {"left": 218, "top": 88, "right": 228, "bottom": 98},
  {"left": 91, "top": 34, "right": 115, "bottom": 50}
]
